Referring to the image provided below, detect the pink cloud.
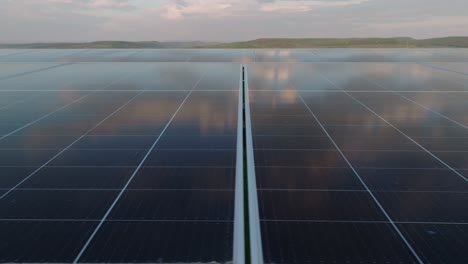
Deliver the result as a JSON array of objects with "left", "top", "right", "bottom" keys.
[
  {"left": 47, "top": 0, "right": 133, "bottom": 9},
  {"left": 89, "top": 0, "right": 132, "bottom": 8},
  {"left": 159, "top": 0, "right": 370, "bottom": 20}
]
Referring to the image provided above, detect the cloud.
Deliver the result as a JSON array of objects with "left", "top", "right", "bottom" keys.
[
  {"left": 159, "top": 0, "right": 369, "bottom": 20},
  {"left": 46, "top": 0, "right": 134, "bottom": 10},
  {"left": 1, "top": 0, "right": 468, "bottom": 42},
  {"left": 89, "top": 0, "right": 132, "bottom": 8},
  {"left": 160, "top": 0, "right": 235, "bottom": 20},
  {"left": 259, "top": 0, "right": 369, "bottom": 13}
]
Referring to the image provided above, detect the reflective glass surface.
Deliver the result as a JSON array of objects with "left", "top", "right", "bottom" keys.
[
  {"left": 1, "top": 49, "right": 467, "bottom": 263},
  {"left": 249, "top": 59, "right": 468, "bottom": 263},
  {"left": 0, "top": 54, "right": 240, "bottom": 263}
]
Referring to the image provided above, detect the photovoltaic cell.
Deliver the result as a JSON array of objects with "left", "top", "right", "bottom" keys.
[
  {"left": 261, "top": 221, "right": 419, "bottom": 263},
  {"left": 248, "top": 62, "right": 468, "bottom": 263},
  {"left": 1, "top": 49, "right": 467, "bottom": 263},
  {"left": 128, "top": 167, "right": 235, "bottom": 189},
  {"left": 0, "top": 59, "right": 242, "bottom": 263},
  {"left": 0, "top": 190, "right": 119, "bottom": 219},
  {"left": 78, "top": 221, "right": 234, "bottom": 263},
  {"left": 398, "top": 224, "right": 468, "bottom": 263},
  {"left": 20, "top": 167, "right": 136, "bottom": 189},
  {"left": 0, "top": 221, "right": 98, "bottom": 263}
]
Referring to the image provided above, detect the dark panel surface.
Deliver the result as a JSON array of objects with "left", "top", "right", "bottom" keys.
[
  {"left": 248, "top": 61, "right": 468, "bottom": 264},
  {"left": 256, "top": 167, "right": 364, "bottom": 190},
  {"left": 376, "top": 191, "right": 468, "bottom": 222},
  {"left": 0, "top": 190, "right": 118, "bottom": 219},
  {"left": 128, "top": 167, "right": 235, "bottom": 189},
  {"left": 399, "top": 224, "right": 468, "bottom": 264},
  {"left": 261, "top": 221, "right": 418, "bottom": 264},
  {"left": 145, "top": 149, "right": 236, "bottom": 167},
  {"left": 0, "top": 221, "right": 98, "bottom": 263},
  {"left": 1, "top": 50, "right": 467, "bottom": 263},
  {"left": 0, "top": 59, "right": 241, "bottom": 263},
  {"left": 0, "top": 149, "right": 59, "bottom": 166},
  {"left": 254, "top": 149, "right": 348, "bottom": 167},
  {"left": 0, "top": 135, "right": 77, "bottom": 149},
  {"left": 79, "top": 221, "right": 233, "bottom": 263},
  {"left": 49, "top": 149, "right": 148, "bottom": 166},
  {"left": 358, "top": 168, "right": 468, "bottom": 191},
  {"left": 343, "top": 150, "right": 445, "bottom": 168},
  {"left": 0, "top": 167, "right": 36, "bottom": 188},
  {"left": 70, "top": 135, "right": 157, "bottom": 149},
  {"left": 156, "top": 135, "right": 237, "bottom": 149},
  {"left": 109, "top": 190, "right": 234, "bottom": 220},
  {"left": 258, "top": 190, "right": 385, "bottom": 221},
  {"left": 253, "top": 136, "right": 334, "bottom": 150},
  {"left": 20, "top": 167, "right": 135, "bottom": 189}
]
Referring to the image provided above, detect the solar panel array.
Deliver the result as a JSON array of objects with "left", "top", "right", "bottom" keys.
[
  {"left": 247, "top": 63, "right": 468, "bottom": 264},
  {"left": 0, "top": 49, "right": 467, "bottom": 263}
]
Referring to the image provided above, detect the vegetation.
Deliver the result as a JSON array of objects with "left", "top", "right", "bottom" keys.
[
  {"left": 208, "top": 37, "right": 468, "bottom": 48},
  {"left": 0, "top": 41, "right": 219, "bottom": 49},
  {"left": 1, "top": 37, "right": 468, "bottom": 49}
]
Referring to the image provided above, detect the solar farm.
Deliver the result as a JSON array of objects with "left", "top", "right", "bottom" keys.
[{"left": 0, "top": 49, "right": 467, "bottom": 263}]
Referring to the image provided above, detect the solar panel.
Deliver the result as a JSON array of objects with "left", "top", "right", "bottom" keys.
[
  {"left": 0, "top": 59, "right": 243, "bottom": 263},
  {"left": 246, "top": 62, "right": 468, "bottom": 263},
  {"left": 0, "top": 48, "right": 467, "bottom": 263}
]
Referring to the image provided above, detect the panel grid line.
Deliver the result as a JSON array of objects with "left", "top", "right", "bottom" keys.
[
  {"left": 0, "top": 219, "right": 234, "bottom": 223},
  {"left": 0, "top": 68, "right": 143, "bottom": 141},
  {"left": 0, "top": 218, "right": 467, "bottom": 225},
  {"left": 0, "top": 50, "right": 33, "bottom": 58},
  {"left": 296, "top": 91, "right": 425, "bottom": 264},
  {"left": 422, "top": 63, "right": 468, "bottom": 77},
  {"left": 0, "top": 89, "right": 239, "bottom": 92},
  {"left": 0, "top": 93, "right": 93, "bottom": 141},
  {"left": 316, "top": 73, "right": 468, "bottom": 183},
  {"left": 0, "top": 165, "right": 237, "bottom": 169},
  {"left": 360, "top": 76, "right": 468, "bottom": 130},
  {"left": 0, "top": 93, "right": 42, "bottom": 111},
  {"left": 0, "top": 91, "right": 145, "bottom": 201},
  {"left": 0, "top": 148, "right": 238, "bottom": 151},
  {"left": 0, "top": 62, "right": 74, "bottom": 81},
  {"left": 3, "top": 165, "right": 468, "bottom": 170},
  {"left": 6, "top": 188, "right": 235, "bottom": 191},
  {"left": 4, "top": 188, "right": 466, "bottom": 194},
  {"left": 7, "top": 148, "right": 467, "bottom": 152},
  {"left": 249, "top": 89, "right": 468, "bottom": 93},
  {"left": 72, "top": 71, "right": 206, "bottom": 263}
]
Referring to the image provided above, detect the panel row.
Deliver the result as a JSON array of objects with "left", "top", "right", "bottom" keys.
[
  {"left": 0, "top": 65, "right": 243, "bottom": 263},
  {"left": 2, "top": 49, "right": 468, "bottom": 62},
  {"left": 247, "top": 62, "right": 468, "bottom": 264}
]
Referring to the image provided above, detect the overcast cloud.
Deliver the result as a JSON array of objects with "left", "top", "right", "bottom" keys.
[{"left": 1, "top": 0, "right": 468, "bottom": 42}]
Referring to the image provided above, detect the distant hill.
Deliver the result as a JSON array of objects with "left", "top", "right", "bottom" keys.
[
  {"left": 1, "top": 37, "right": 468, "bottom": 49},
  {"left": 208, "top": 37, "right": 468, "bottom": 48},
  {"left": 0, "top": 41, "right": 220, "bottom": 49}
]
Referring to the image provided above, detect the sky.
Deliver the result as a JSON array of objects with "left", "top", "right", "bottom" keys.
[{"left": 1, "top": 0, "right": 468, "bottom": 43}]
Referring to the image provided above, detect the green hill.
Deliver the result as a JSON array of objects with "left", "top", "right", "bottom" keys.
[
  {"left": 1, "top": 37, "right": 468, "bottom": 49},
  {"left": 208, "top": 37, "right": 468, "bottom": 48},
  {"left": 0, "top": 41, "right": 219, "bottom": 49},
  {"left": 415, "top": 37, "right": 468, "bottom": 48}
]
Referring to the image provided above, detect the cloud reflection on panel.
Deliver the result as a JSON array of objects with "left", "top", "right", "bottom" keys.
[
  {"left": 253, "top": 50, "right": 299, "bottom": 63},
  {"left": 249, "top": 64, "right": 296, "bottom": 91},
  {"left": 55, "top": 93, "right": 238, "bottom": 138},
  {"left": 354, "top": 63, "right": 466, "bottom": 91}
]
